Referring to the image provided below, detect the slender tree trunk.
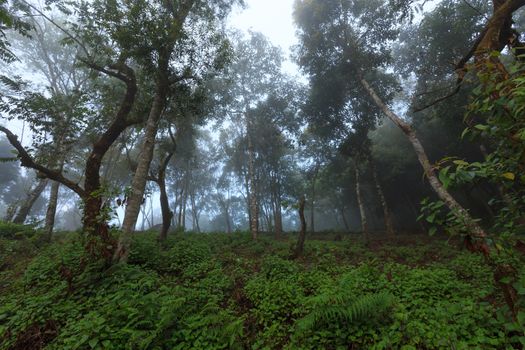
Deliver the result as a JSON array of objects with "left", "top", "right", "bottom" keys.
[
  {"left": 310, "top": 179, "right": 315, "bottom": 233},
  {"left": 182, "top": 184, "right": 188, "bottom": 230},
  {"left": 354, "top": 161, "right": 369, "bottom": 242},
  {"left": 158, "top": 179, "right": 172, "bottom": 241},
  {"left": 226, "top": 208, "right": 232, "bottom": 233},
  {"left": 157, "top": 151, "right": 174, "bottom": 242},
  {"left": 360, "top": 78, "right": 487, "bottom": 239},
  {"left": 13, "top": 178, "right": 48, "bottom": 224},
  {"left": 3, "top": 202, "right": 18, "bottom": 222},
  {"left": 293, "top": 196, "right": 307, "bottom": 259},
  {"left": 220, "top": 196, "right": 232, "bottom": 233},
  {"left": 275, "top": 200, "right": 283, "bottom": 239},
  {"left": 246, "top": 125, "right": 258, "bottom": 239},
  {"left": 117, "top": 55, "right": 170, "bottom": 262},
  {"left": 177, "top": 189, "right": 183, "bottom": 228},
  {"left": 340, "top": 206, "right": 350, "bottom": 231},
  {"left": 190, "top": 193, "right": 200, "bottom": 233},
  {"left": 370, "top": 159, "right": 395, "bottom": 237},
  {"left": 44, "top": 181, "right": 60, "bottom": 240}
]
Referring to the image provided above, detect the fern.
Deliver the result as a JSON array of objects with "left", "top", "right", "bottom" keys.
[{"left": 295, "top": 292, "right": 395, "bottom": 335}]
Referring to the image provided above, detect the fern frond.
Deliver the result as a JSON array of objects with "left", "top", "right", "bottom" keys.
[{"left": 295, "top": 292, "right": 395, "bottom": 336}]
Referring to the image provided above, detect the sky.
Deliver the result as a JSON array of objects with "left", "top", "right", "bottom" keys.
[{"left": 228, "top": 0, "right": 302, "bottom": 76}]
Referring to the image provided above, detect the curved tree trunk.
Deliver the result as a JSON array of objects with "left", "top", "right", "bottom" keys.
[
  {"left": 360, "top": 78, "right": 487, "bottom": 240},
  {"left": 155, "top": 149, "right": 175, "bottom": 242},
  {"left": 13, "top": 178, "right": 48, "bottom": 224},
  {"left": 158, "top": 176, "right": 173, "bottom": 242},
  {"left": 370, "top": 159, "right": 395, "bottom": 238}
]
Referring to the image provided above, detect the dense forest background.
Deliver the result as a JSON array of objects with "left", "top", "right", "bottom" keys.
[
  {"left": 1, "top": 0, "right": 521, "bottom": 239},
  {"left": 1, "top": 0, "right": 525, "bottom": 348}
]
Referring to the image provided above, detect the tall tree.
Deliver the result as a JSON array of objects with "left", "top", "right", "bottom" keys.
[
  {"left": 294, "top": 0, "right": 487, "bottom": 240},
  {"left": 223, "top": 31, "right": 285, "bottom": 239},
  {"left": 114, "top": 0, "right": 239, "bottom": 261}
]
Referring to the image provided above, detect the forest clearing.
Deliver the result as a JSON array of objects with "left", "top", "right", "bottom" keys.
[{"left": 1, "top": 0, "right": 525, "bottom": 348}]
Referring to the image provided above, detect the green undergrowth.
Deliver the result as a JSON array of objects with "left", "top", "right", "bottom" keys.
[{"left": 0, "top": 229, "right": 523, "bottom": 349}]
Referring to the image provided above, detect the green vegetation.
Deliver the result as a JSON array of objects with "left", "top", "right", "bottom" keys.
[
  {"left": 2, "top": 0, "right": 525, "bottom": 348},
  {"left": 1, "top": 223, "right": 524, "bottom": 349}
]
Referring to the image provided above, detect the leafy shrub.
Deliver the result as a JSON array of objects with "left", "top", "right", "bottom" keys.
[{"left": 0, "top": 220, "right": 38, "bottom": 239}]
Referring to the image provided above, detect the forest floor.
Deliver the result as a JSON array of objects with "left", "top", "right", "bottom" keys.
[{"left": 1, "top": 223, "right": 524, "bottom": 349}]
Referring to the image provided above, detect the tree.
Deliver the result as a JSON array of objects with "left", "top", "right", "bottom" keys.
[
  {"left": 221, "top": 31, "right": 286, "bottom": 239},
  {"left": 109, "top": 0, "right": 239, "bottom": 261},
  {"left": 294, "top": 0, "right": 487, "bottom": 241}
]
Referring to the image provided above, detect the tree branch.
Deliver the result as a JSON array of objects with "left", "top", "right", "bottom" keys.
[{"left": 0, "top": 126, "right": 87, "bottom": 197}]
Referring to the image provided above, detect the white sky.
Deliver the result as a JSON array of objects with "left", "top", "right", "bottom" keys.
[{"left": 228, "top": 0, "right": 302, "bottom": 76}]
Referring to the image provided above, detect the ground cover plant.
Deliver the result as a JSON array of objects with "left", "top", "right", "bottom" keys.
[{"left": 1, "top": 223, "right": 524, "bottom": 349}]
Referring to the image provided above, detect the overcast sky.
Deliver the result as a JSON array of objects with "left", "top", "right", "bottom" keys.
[{"left": 228, "top": 0, "right": 302, "bottom": 76}]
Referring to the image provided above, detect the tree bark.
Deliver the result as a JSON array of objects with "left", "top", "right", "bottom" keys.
[
  {"left": 274, "top": 199, "right": 283, "bottom": 238},
  {"left": 354, "top": 161, "right": 369, "bottom": 242},
  {"left": 247, "top": 121, "right": 259, "bottom": 240},
  {"left": 360, "top": 78, "right": 487, "bottom": 239},
  {"left": 82, "top": 63, "right": 137, "bottom": 260},
  {"left": 44, "top": 180, "right": 60, "bottom": 240},
  {"left": 118, "top": 52, "right": 170, "bottom": 262},
  {"left": 156, "top": 151, "right": 175, "bottom": 242},
  {"left": 370, "top": 159, "right": 395, "bottom": 237},
  {"left": 293, "top": 196, "right": 307, "bottom": 259},
  {"left": 13, "top": 178, "right": 48, "bottom": 224},
  {"left": 310, "top": 178, "right": 316, "bottom": 233}
]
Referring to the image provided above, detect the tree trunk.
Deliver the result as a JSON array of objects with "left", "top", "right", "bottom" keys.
[
  {"left": 274, "top": 200, "right": 283, "bottom": 239},
  {"left": 370, "top": 159, "right": 395, "bottom": 237},
  {"left": 44, "top": 181, "right": 60, "bottom": 240},
  {"left": 13, "top": 178, "right": 48, "bottom": 224},
  {"left": 354, "top": 161, "right": 369, "bottom": 242},
  {"left": 158, "top": 179, "right": 172, "bottom": 241},
  {"left": 247, "top": 123, "right": 258, "bottom": 240},
  {"left": 340, "top": 206, "right": 350, "bottom": 231},
  {"left": 177, "top": 189, "right": 184, "bottom": 228},
  {"left": 360, "top": 78, "right": 487, "bottom": 240},
  {"left": 157, "top": 151, "right": 174, "bottom": 242},
  {"left": 182, "top": 183, "right": 188, "bottom": 230},
  {"left": 310, "top": 179, "right": 315, "bottom": 233},
  {"left": 3, "top": 202, "right": 18, "bottom": 222},
  {"left": 293, "top": 196, "right": 307, "bottom": 259},
  {"left": 117, "top": 54, "right": 170, "bottom": 262},
  {"left": 190, "top": 193, "right": 200, "bottom": 233}
]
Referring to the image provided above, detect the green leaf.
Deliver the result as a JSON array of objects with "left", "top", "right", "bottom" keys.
[
  {"left": 89, "top": 338, "right": 99, "bottom": 348},
  {"left": 452, "top": 160, "right": 469, "bottom": 167},
  {"left": 502, "top": 172, "right": 515, "bottom": 181},
  {"left": 474, "top": 124, "right": 489, "bottom": 131},
  {"left": 438, "top": 167, "right": 451, "bottom": 189}
]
